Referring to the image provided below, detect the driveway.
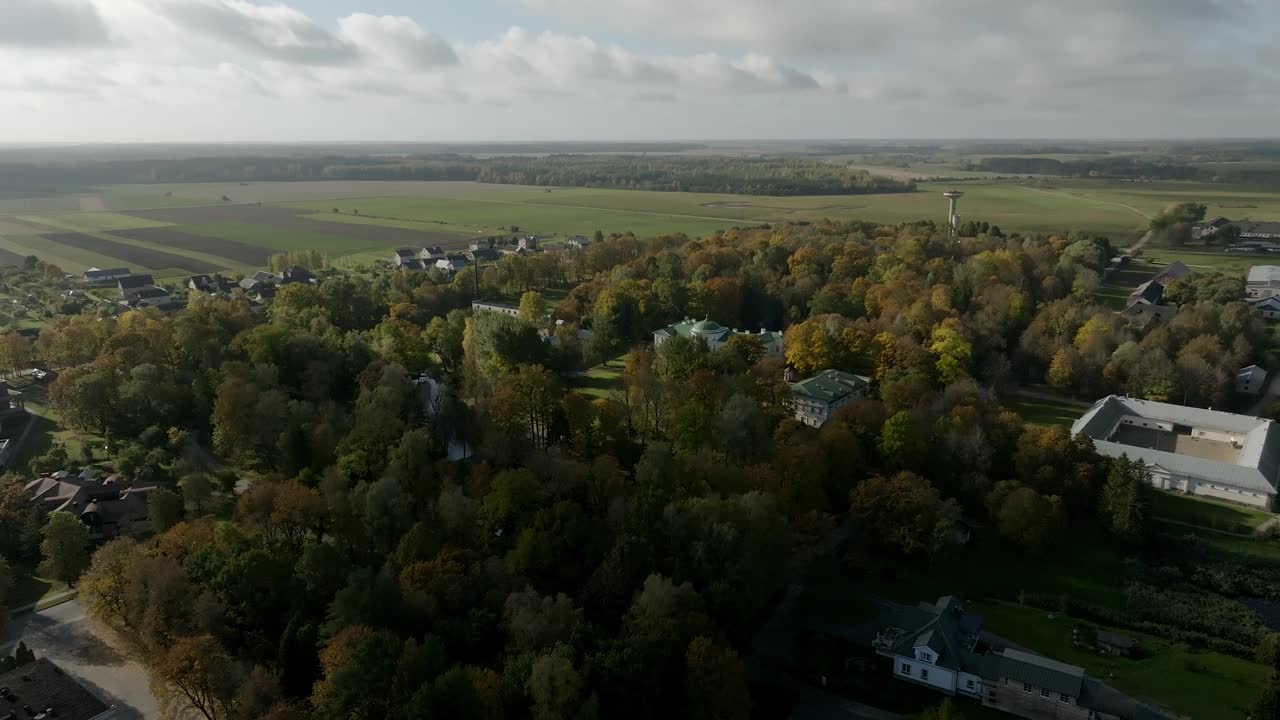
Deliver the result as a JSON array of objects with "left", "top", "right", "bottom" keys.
[{"left": 0, "top": 600, "right": 159, "bottom": 719}]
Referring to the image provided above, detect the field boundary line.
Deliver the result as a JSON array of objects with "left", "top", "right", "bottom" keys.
[{"left": 1019, "top": 185, "right": 1152, "bottom": 221}]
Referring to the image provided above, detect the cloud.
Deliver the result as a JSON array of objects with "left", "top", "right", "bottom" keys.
[
  {"left": 336, "top": 13, "right": 458, "bottom": 69},
  {"left": 145, "top": 0, "right": 358, "bottom": 65},
  {"left": 0, "top": 0, "right": 111, "bottom": 48}
]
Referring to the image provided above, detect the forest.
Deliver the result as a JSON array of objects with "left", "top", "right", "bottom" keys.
[
  {"left": 0, "top": 154, "right": 911, "bottom": 198},
  {"left": 0, "top": 218, "right": 1276, "bottom": 719}
]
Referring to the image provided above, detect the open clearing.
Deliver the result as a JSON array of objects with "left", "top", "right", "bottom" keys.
[{"left": 1151, "top": 491, "right": 1272, "bottom": 534}]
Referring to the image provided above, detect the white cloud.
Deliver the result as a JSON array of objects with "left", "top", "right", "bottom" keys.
[
  {"left": 0, "top": 0, "right": 111, "bottom": 48},
  {"left": 336, "top": 13, "right": 458, "bottom": 69},
  {"left": 145, "top": 0, "right": 358, "bottom": 65}
]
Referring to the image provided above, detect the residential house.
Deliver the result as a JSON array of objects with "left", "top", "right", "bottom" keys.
[
  {"left": 26, "top": 469, "right": 158, "bottom": 540},
  {"left": 791, "top": 370, "right": 871, "bottom": 428},
  {"left": 188, "top": 274, "right": 234, "bottom": 295},
  {"left": 1127, "top": 280, "right": 1164, "bottom": 307},
  {"left": 125, "top": 286, "right": 171, "bottom": 309},
  {"left": 472, "top": 300, "right": 521, "bottom": 317},
  {"left": 1152, "top": 260, "right": 1191, "bottom": 286},
  {"left": 82, "top": 267, "right": 131, "bottom": 283},
  {"left": 518, "top": 235, "right": 540, "bottom": 251},
  {"left": 566, "top": 235, "right": 590, "bottom": 249},
  {"left": 872, "top": 596, "right": 1099, "bottom": 720},
  {"left": 1237, "top": 365, "right": 1268, "bottom": 396},
  {"left": 1247, "top": 266, "right": 1280, "bottom": 299},
  {"left": 652, "top": 317, "right": 784, "bottom": 357},
  {"left": 468, "top": 245, "right": 500, "bottom": 263},
  {"left": 117, "top": 274, "right": 155, "bottom": 300},
  {"left": 238, "top": 271, "right": 278, "bottom": 293},
  {"left": 393, "top": 248, "right": 418, "bottom": 267},
  {"left": 398, "top": 258, "right": 427, "bottom": 271},
  {"left": 420, "top": 246, "right": 447, "bottom": 261},
  {"left": 1191, "top": 216, "right": 1231, "bottom": 241},
  {"left": 1120, "top": 303, "right": 1177, "bottom": 332},
  {"left": 0, "top": 658, "right": 113, "bottom": 720},
  {"left": 1071, "top": 395, "right": 1280, "bottom": 509},
  {"left": 1250, "top": 295, "right": 1280, "bottom": 320},
  {"left": 278, "top": 264, "right": 312, "bottom": 285},
  {"left": 436, "top": 255, "right": 468, "bottom": 273}
]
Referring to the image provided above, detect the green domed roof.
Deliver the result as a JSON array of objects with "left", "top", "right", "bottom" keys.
[{"left": 691, "top": 318, "right": 723, "bottom": 334}]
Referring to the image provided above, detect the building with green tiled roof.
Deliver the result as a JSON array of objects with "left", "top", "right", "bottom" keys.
[
  {"left": 790, "top": 370, "right": 871, "bottom": 427},
  {"left": 652, "top": 317, "right": 784, "bottom": 357},
  {"left": 872, "top": 596, "right": 1098, "bottom": 720}
]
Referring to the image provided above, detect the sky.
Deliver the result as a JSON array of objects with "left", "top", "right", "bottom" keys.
[{"left": 1, "top": 0, "right": 1278, "bottom": 142}]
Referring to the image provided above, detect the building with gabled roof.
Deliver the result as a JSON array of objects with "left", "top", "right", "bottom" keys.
[
  {"left": 1127, "top": 279, "right": 1164, "bottom": 307},
  {"left": 1248, "top": 265, "right": 1280, "bottom": 299},
  {"left": 1071, "top": 395, "right": 1279, "bottom": 509},
  {"left": 1236, "top": 364, "right": 1268, "bottom": 396},
  {"left": 791, "top": 370, "right": 871, "bottom": 427},
  {"left": 872, "top": 596, "right": 1098, "bottom": 720},
  {"left": 1151, "top": 260, "right": 1191, "bottom": 286},
  {"left": 1119, "top": 303, "right": 1177, "bottom": 332},
  {"left": 652, "top": 317, "right": 784, "bottom": 358},
  {"left": 82, "top": 267, "right": 130, "bottom": 283},
  {"left": 1249, "top": 295, "right": 1280, "bottom": 320}
]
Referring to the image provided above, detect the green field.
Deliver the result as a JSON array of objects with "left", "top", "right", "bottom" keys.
[
  {"left": 1002, "top": 395, "right": 1085, "bottom": 427},
  {"left": 569, "top": 356, "right": 627, "bottom": 399},
  {"left": 0, "top": 178, "right": 1278, "bottom": 277},
  {"left": 1151, "top": 491, "right": 1272, "bottom": 534},
  {"left": 973, "top": 600, "right": 1266, "bottom": 720}
]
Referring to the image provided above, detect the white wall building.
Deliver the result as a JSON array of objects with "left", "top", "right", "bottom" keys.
[
  {"left": 1072, "top": 396, "right": 1279, "bottom": 509},
  {"left": 1247, "top": 266, "right": 1280, "bottom": 299},
  {"left": 652, "top": 318, "right": 784, "bottom": 357},
  {"left": 790, "top": 370, "right": 871, "bottom": 427}
]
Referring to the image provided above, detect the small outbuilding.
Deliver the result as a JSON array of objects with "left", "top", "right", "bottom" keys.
[{"left": 1095, "top": 630, "right": 1136, "bottom": 657}]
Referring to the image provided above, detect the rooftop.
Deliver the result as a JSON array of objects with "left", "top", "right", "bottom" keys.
[
  {"left": 1248, "top": 265, "right": 1280, "bottom": 284},
  {"left": 0, "top": 659, "right": 110, "bottom": 720},
  {"left": 792, "top": 369, "right": 871, "bottom": 403},
  {"left": 1072, "top": 395, "right": 1280, "bottom": 494}
]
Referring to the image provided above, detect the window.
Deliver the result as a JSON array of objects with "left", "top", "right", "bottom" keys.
[
  {"left": 1060, "top": 694, "right": 1071, "bottom": 704},
  {"left": 1023, "top": 683, "right": 1032, "bottom": 693},
  {"left": 900, "top": 663, "right": 910, "bottom": 674},
  {"left": 1041, "top": 689, "right": 1050, "bottom": 698},
  {"left": 1002, "top": 678, "right": 1009, "bottom": 687},
  {"left": 966, "top": 680, "right": 975, "bottom": 690},
  {"left": 988, "top": 691, "right": 997, "bottom": 701},
  {"left": 920, "top": 669, "right": 929, "bottom": 681}
]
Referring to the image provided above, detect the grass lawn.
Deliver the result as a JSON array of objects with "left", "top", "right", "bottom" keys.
[
  {"left": 7, "top": 572, "right": 68, "bottom": 611},
  {"left": 1002, "top": 395, "right": 1084, "bottom": 427},
  {"left": 568, "top": 353, "right": 629, "bottom": 399},
  {"left": 13, "top": 380, "right": 104, "bottom": 471},
  {"left": 860, "top": 529, "right": 1131, "bottom": 611},
  {"left": 1150, "top": 491, "right": 1272, "bottom": 534},
  {"left": 1155, "top": 520, "right": 1280, "bottom": 561},
  {"left": 972, "top": 600, "right": 1267, "bottom": 720}
]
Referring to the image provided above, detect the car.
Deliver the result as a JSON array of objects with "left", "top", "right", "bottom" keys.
[{"left": 30, "top": 369, "right": 47, "bottom": 380}]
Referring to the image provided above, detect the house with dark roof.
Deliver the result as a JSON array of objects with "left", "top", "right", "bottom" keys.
[
  {"left": 1151, "top": 261, "right": 1191, "bottom": 286},
  {"left": 188, "top": 274, "right": 234, "bottom": 295},
  {"left": 1071, "top": 396, "right": 1280, "bottom": 509},
  {"left": 116, "top": 274, "right": 155, "bottom": 300},
  {"left": 0, "top": 658, "right": 112, "bottom": 720},
  {"left": 124, "top": 286, "right": 171, "bottom": 309},
  {"left": 393, "top": 248, "right": 418, "bottom": 267},
  {"left": 566, "top": 235, "right": 591, "bottom": 250},
  {"left": 436, "top": 255, "right": 468, "bottom": 273},
  {"left": 872, "top": 596, "right": 1097, "bottom": 720},
  {"left": 1249, "top": 295, "right": 1280, "bottom": 320},
  {"left": 1120, "top": 303, "right": 1178, "bottom": 332},
  {"left": 278, "top": 265, "right": 312, "bottom": 285},
  {"left": 26, "top": 469, "right": 158, "bottom": 540},
  {"left": 652, "top": 317, "right": 784, "bottom": 358},
  {"left": 1095, "top": 630, "right": 1136, "bottom": 657},
  {"left": 1126, "top": 280, "right": 1164, "bottom": 307},
  {"left": 420, "top": 246, "right": 447, "bottom": 260},
  {"left": 791, "top": 370, "right": 871, "bottom": 428},
  {"left": 468, "top": 246, "right": 500, "bottom": 263}
]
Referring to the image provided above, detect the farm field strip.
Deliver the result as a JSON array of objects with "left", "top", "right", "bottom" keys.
[
  {"left": 0, "top": 234, "right": 131, "bottom": 273},
  {"left": 15, "top": 212, "right": 172, "bottom": 232},
  {"left": 110, "top": 226, "right": 276, "bottom": 266},
  {"left": 0, "top": 247, "right": 28, "bottom": 266},
  {"left": 41, "top": 232, "right": 223, "bottom": 273}
]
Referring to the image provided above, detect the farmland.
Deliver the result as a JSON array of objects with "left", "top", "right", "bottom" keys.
[{"left": 0, "top": 178, "right": 1277, "bottom": 280}]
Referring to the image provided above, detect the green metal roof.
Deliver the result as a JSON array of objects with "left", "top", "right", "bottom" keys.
[
  {"left": 997, "top": 649, "right": 1085, "bottom": 697},
  {"left": 791, "top": 370, "right": 871, "bottom": 402},
  {"left": 654, "top": 318, "right": 782, "bottom": 345}
]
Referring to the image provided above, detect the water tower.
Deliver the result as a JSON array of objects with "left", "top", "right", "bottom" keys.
[{"left": 943, "top": 191, "right": 964, "bottom": 237}]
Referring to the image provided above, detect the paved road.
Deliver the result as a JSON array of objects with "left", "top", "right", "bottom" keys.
[{"left": 1, "top": 600, "right": 159, "bottom": 719}]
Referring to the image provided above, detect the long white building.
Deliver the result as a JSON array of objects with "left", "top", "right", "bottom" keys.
[{"left": 1071, "top": 395, "right": 1279, "bottom": 509}]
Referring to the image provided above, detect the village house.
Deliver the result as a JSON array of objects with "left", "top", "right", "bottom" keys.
[
  {"left": 1236, "top": 365, "right": 1268, "bottom": 396},
  {"left": 116, "top": 274, "right": 155, "bottom": 301},
  {"left": 1126, "top": 279, "right": 1164, "bottom": 307},
  {"left": 1249, "top": 296, "right": 1280, "bottom": 320},
  {"left": 1071, "top": 396, "right": 1279, "bottom": 509},
  {"left": 278, "top": 264, "right": 312, "bottom": 285},
  {"left": 124, "top": 286, "right": 171, "bottom": 309},
  {"left": 790, "top": 370, "right": 871, "bottom": 428},
  {"left": 1247, "top": 266, "right": 1280, "bottom": 300},
  {"left": 421, "top": 246, "right": 447, "bottom": 261},
  {"left": 872, "top": 596, "right": 1100, "bottom": 720},
  {"left": 518, "top": 235, "right": 540, "bottom": 251},
  {"left": 1119, "top": 303, "right": 1178, "bottom": 332},
  {"left": 468, "top": 243, "right": 500, "bottom": 263},
  {"left": 1151, "top": 260, "right": 1191, "bottom": 286},
  {"left": 188, "top": 274, "right": 235, "bottom": 295},
  {"left": 1095, "top": 631, "right": 1136, "bottom": 658},
  {"left": 652, "top": 317, "right": 784, "bottom": 357},
  {"left": 82, "top": 267, "right": 131, "bottom": 283},
  {"left": 566, "top": 235, "right": 591, "bottom": 249},
  {"left": 436, "top": 255, "right": 469, "bottom": 273},
  {"left": 25, "top": 469, "right": 157, "bottom": 540},
  {"left": 472, "top": 300, "right": 521, "bottom": 317}
]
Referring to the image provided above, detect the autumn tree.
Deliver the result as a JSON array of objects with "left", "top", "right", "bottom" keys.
[
  {"left": 153, "top": 635, "right": 241, "bottom": 720},
  {"left": 985, "top": 481, "right": 1066, "bottom": 554},
  {"left": 849, "top": 473, "right": 960, "bottom": 559},
  {"left": 685, "top": 637, "right": 750, "bottom": 720},
  {"left": 38, "top": 510, "right": 89, "bottom": 583}
]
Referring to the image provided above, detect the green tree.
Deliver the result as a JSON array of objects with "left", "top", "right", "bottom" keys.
[
  {"left": 148, "top": 487, "right": 184, "bottom": 533},
  {"left": 879, "top": 412, "right": 926, "bottom": 471},
  {"left": 685, "top": 636, "right": 750, "bottom": 720},
  {"left": 38, "top": 511, "right": 89, "bottom": 583},
  {"left": 1099, "top": 456, "right": 1150, "bottom": 542},
  {"left": 985, "top": 481, "right": 1066, "bottom": 554},
  {"left": 654, "top": 335, "right": 707, "bottom": 381},
  {"left": 179, "top": 473, "right": 214, "bottom": 516},
  {"left": 528, "top": 653, "right": 585, "bottom": 720},
  {"left": 1258, "top": 633, "right": 1280, "bottom": 669},
  {"left": 1250, "top": 672, "right": 1280, "bottom": 720},
  {"left": 519, "top": 291, "right": 547, "bottom": 324}
]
